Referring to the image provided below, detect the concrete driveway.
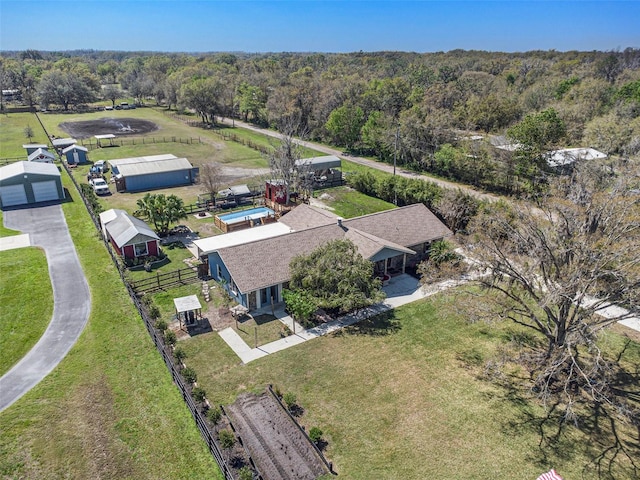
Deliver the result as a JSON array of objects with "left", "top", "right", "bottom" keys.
[{"left": 0, "top": 204, "right": 91, "bottom": 412}]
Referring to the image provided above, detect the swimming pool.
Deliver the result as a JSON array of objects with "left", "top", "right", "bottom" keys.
[{"left": 215, "top": 207, "right": 276, "bottom": 232}]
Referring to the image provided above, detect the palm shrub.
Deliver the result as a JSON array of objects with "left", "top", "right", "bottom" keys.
[
  {"left": 309, "top": 427, "right": 323, "bottom": 444},
  {"left": 238, "top": 466, "right": 253, "bottom": 480},
  {"left": 191, "top": 386, "right": 206, "bottom": 403},
  {"left": 163, "top": 329, "right": 177, "bottom": 347},
  {"left": 218, "top": 429, "right": 236, "bottom": 450},
  {"left": 283, "top": 392, "right": 297, "bottom": 410},
  {"left": 182, "top": 367, "right": 197, "bottom": 384},
  {"left": 206, "top": 406, "right": 222, "bottom": 425},
  {"left": 173, "top": 346, "right": 187, "bottom": 362}
]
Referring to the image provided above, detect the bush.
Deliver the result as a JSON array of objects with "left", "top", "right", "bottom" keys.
[
  {"left": 206, "top": 406, "right": 222, "bottom": 425},
  {"left": 283, "top": 392, "right": 297, "bottom": 410},
  {"left": 283, "top": 289, "right": 317, "bottom": 322},
  {"left": 173, "top": 346, "right": 187, "bottom": 362},
  {"left": 238, "top": 466, "right": 253, "bottom": 480},
  {"left": 182, "top": 367, "right": 197, "bottom": 384},
  {"left": 148, "top": 304, "right": 160, "bottom": 319},
  {"left": 309, "top": 426, "right": 323, "bottom": 444},
  {"left": 218, "top": 429, "right": 236, "bottom": 449},
  {"left": 191, "top": 386, "right": 206, "bottom": 402},
  {"left": 155, "top": 319, "right": 168, "bottom": 332},
  {"left": 164, "top": 329, "right": 177, "bottom": 347}
]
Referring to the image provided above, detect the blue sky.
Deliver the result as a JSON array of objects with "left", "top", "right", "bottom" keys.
[{"left": 1, "top": 1, "right": 638, "bottom": 53}]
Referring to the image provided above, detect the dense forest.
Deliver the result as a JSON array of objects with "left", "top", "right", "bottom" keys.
[{"left": 2, "top": 48, "right": 640, "bottom": 193}]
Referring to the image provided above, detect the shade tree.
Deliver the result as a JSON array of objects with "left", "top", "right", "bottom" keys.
[
  {"left": 469, "top": 162, "right": 640, "bottom": 420},
  {"left": 288, "top": 238, "right": 386, "bottom": 314}
]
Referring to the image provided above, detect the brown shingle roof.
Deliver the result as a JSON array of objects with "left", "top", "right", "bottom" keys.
[
  {"left": 278, "top": 204, "right": 337, "bottom": 230},
  {"left": 218, "top": 224, "right": 346, "bottom": 293},
  {"left": 218, "top": 202, "right": 451, "bottom": 293},
  {"left": 342, "top": 203, "right": 452, "bottom": 248}
]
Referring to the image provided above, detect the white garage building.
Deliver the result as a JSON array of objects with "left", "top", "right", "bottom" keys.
[{"left": 0, "top": 161, "right": 65, "bottom": 208}]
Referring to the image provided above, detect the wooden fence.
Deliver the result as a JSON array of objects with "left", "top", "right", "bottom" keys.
[
  {"left": 78, "top": 135, "right": 202, "bottom": 151},
  {"left": 129, "top": 267, "right": 201, "bottom": 294},
  {"left": 50, "top": 121, "right": 236, "bottom": 477}
]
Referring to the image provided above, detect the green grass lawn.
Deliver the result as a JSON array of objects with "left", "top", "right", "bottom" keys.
[
  {"left": 233, "top": 314, "right": 285, "bottom": 347},
  {"left": 0, "top": 211, "right": 20, "bottom": 237},
  {"left": 0, "top": 248, "right": 53, "bottom": 376},
  {"left": 0, "top": 167, "right": 221, "bottom": 479},
  {"left": 180, "top": 290, "right": 639, "bottom": 479},
  {"left": 314, "top": 186, "right": 396, "bottom": 218},
  {"left": 0, "top": 112, "right": 50, "bottom": 158}
]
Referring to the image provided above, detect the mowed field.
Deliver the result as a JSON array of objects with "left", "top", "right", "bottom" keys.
[{"left": 180, "top": 290, "right": 640, "bottom": 479}]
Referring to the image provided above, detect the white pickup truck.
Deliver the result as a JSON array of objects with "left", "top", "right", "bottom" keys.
[{"left": 90, "top": 178, "right": 110, "bottom": 195}]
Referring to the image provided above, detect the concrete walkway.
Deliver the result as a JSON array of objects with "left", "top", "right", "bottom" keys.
[
  {"left": 219, "top": 273, "right": 640, "bottom": 364},
  {"left": 0, "top": 233, "right": 31, "bottom": 251},
  {"left": 0, "top": 204, "right": 91, "bottom": 412},
  {"left": 219, "top": 274, "right": 440, "bottom": 364}
]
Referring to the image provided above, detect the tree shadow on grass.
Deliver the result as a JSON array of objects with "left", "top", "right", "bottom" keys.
[
  {"left": 342, "top": 309, "right": 401, "bottom": 336},
  {"left": 490, "top": 348, "right": 640, "bottom": 479}
]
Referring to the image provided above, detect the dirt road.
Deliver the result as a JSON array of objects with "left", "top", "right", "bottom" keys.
[{"left": 218, "top": 117, "right": 502, "bottom": 203}]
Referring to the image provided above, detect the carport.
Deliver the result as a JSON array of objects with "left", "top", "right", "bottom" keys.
[{"left": 0, "top": 161, "right": 64, "bottom": 208}]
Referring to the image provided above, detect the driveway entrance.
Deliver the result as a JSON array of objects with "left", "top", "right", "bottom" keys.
[{"left": 0, "top": 204, "right": 91, "bottom": 412}]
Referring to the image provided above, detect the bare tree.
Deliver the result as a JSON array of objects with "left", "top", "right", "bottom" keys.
[
  {"left": 265, "top": 119, "right": 307, "bottom": 205},
  {"left": 199, "top": 162, "right": 223, "bottom": 207},
  {"left": 470, "top": 161, "right": 639, "bottom": 417}
]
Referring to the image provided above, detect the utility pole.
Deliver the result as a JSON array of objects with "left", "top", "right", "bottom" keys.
[{"left": 393, "top": 124, "right": 399, "bottom": 206}]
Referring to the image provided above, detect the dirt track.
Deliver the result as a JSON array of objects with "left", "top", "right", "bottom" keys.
[
  {"left": 59, "top": 117, "right": 159, "bottom": 139},
  {"left": 226, "top": 392, "right": 328, "bottom": 480}
]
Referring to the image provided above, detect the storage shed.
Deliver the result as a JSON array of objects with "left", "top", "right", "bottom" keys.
[
  {"left": 109, "top": 154, "right": 198, "bottom": 192},
  {"left": 23, "top": 144, "right": 49, "bottom": 156},
  {"left": 27, "top": 148, "right": 55, "bottom": 164},
  {"left": 0, "top": 161, "right": 64, "bottom": 208},
  {"left": 103, "top": 209, "right": 160, "bottom": 260},
  {"left": 62, "top": 144, "right": 89, "bottom": 165},
  {"left": 51, "top": 137, "right": 77, "bottom": 152}
]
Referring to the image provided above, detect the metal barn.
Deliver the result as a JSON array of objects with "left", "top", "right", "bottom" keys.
[
  {"left": 0, "top": 161, "right": 64, "bottom": 208},
  {"left": 109, "top": 154, "right": 198, "bottom": 192}
]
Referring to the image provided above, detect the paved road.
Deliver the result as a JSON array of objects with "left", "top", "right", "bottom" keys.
[
  {"left": 0, "top": 204, "right": 91, "bottom": 412},
  {"left": 218, "top": 117, "right": 502, "bottom": 203}
]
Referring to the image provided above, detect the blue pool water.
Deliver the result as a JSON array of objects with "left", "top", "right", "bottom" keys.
[{"left": 217, "top": 207, "right": 275, "bottom": 224}]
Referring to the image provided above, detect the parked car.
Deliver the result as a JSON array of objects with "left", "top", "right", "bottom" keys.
[
  {"left": 93, "top": 160, "right": 108, "bottom": 173},
  {"left": 104, "top": 105, "right": 113, "bottom": 111},
  {"left": 90, "top": 178, "right": 110, "bottom": 195}
]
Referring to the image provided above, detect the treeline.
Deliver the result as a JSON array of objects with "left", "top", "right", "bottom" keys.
[
  {"left": 2, "top": 48, "right": 639, "bottom": 193},
  {"left": 348, "top": 171, "right": 480, "bottom": 234}
]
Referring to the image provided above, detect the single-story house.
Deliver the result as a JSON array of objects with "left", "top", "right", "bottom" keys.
[
  {"left": 27, "top": 148, "right": 55, "bottom": 164},
  {"left": 200, "top": 203, "right": 452, "bottom": 311},
  {"left": 0, "top": 161, "right": 64, "bottom": 208},
  {"left": 100, "top": 208, "right": 160, "bottom": 260},
  {"left": 62, "top": 144, "right": 89, "bottom": 165},
  {"left": 109, "top": 154, "right": 198, "bottom": 192},
  {"left": 23, "top": 144, "right": 49, "bottom": 156}
]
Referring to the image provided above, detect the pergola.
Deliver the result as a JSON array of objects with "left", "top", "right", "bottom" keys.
[
  {"left": 95, "top": 134, "right": 116, "bottom": 147},
  {"left": 173, "top": 295, "right": 202, "bottom": 329}
]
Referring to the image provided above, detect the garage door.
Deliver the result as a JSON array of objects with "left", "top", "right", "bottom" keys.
[
  {"left": 32, "top": 180, "right": 60, "bottom": 203},
  {"left": 0, "top": 184, "right": 28, "bottom": 207}
]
